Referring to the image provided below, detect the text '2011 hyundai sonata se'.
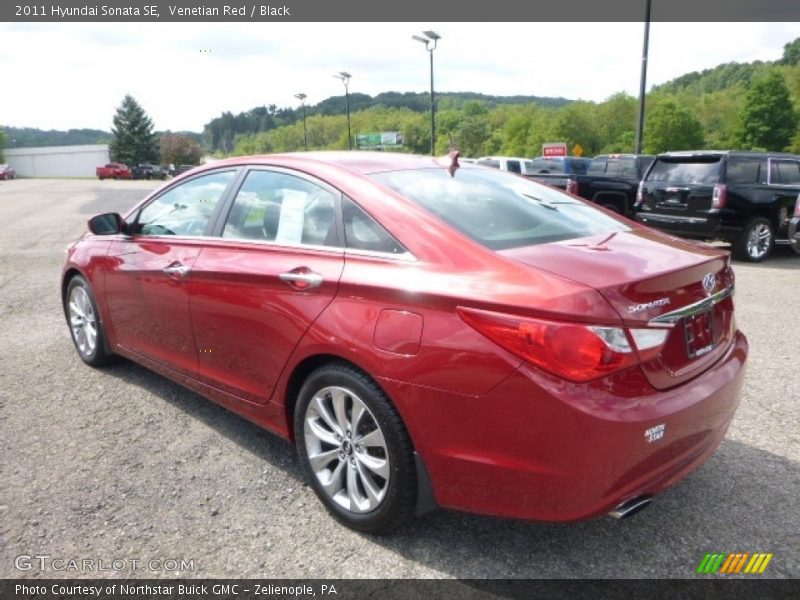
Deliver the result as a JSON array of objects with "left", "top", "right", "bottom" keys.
[{"left": 63, "top": 152, "right": 748, "bottom": 532}]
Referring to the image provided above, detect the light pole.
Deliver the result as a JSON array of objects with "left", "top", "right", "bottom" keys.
[
  {"left": 294, "top": 93, "right": 308, "bottom": 151},
  {"left": 413, "top": 30, "right": 441, "bottom": 156},
  {"left": 334, "top": 71, "right": 352, "bottom": 150},
  {"left": 635, "top": 0, "right": 652, "bottom": 154}
]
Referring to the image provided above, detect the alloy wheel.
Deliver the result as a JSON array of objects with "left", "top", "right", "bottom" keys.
[
  {"left": 303, "top": 385, "right": 390, "bottom": 513},
  {"left": 68, "top": 285, "right": 97, "bottom": 357},
  {"left": 747, "top": 222, "right": 772, "bottom": 260}
]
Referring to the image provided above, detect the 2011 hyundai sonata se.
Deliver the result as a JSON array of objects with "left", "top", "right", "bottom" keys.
[{"left": 62, "top": 152, "right": 748, "bottom": 532}]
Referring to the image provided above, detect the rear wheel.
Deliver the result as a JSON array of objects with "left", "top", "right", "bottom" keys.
[
  {"left": 734, "top": 217, "right": 773, "bottom": 262},
  {"left": 294, "top": 363, "right": 416, "bottom": 533},
  {"left": 65, "top": 276, "right": 115, "bottom": 366}
]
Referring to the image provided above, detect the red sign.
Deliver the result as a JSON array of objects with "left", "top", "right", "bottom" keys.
[{"left": 542, "top": 143, "right": 568, "bottom": 158}]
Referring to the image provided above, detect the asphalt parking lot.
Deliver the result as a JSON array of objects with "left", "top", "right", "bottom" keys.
[{"left": 1, "top": 178, "right": 798, "bottom": 579}]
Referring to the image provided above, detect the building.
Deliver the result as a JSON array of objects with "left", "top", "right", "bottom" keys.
[{"left": 4, "top": 144, "right": 110, "bottom": 178}]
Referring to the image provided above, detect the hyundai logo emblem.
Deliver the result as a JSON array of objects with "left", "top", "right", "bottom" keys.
[{"left": 702, "top": 272, "right": 716, "bottom": 295}]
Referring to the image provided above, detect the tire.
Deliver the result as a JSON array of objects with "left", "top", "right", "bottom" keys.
[
  {"left": 65, "top": 275, "right": 115, "bottom": 367},
  {"left": 98, "top": 176, "right": 104, "bottom": 181},
  {"left": 294, "top": 363, "right": 416, "bottom": 533},
  {"left": 734, "top": 217, "right": 774, "bottom": 262}
]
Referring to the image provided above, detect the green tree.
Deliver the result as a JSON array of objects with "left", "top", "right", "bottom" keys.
[
  {"left": 780, "top": 37, "right": 800, "bottom": 66},
  {"left": 160, "top": 132, "right": 203, "bottom": 166},
  {"left": 109, "top": 95, "right": 159, "bottom": 165},
  {"left": 738, "top": 69, "right": 798, "bottom": 151},
  {"left": 0, "top": 126, "right": 6, "bottom": 161},
  {"left": 643, "top": 98, "right": 705, "bottom": 154}
]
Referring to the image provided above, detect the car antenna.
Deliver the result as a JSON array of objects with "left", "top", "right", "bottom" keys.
[{"left": 446, "top": 133, "right": 460, "bottom": 178}]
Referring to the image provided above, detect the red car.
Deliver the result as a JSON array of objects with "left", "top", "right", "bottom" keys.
[
  {"left": 62, "top": 152, "right": 748, "bottom": 532},
  {"left": 0, "top": 163, "right": 16, "bottom": 180},
  {"left": 96, "top": 162, "right": 132, "bottom": 180}
]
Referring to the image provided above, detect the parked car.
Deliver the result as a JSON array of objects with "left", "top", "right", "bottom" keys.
[
  {"left": 565, "top": 154, "right": 654, "bottom": 215},
  {"left": 789, "top": 193, "right": 800, "bottom": 255},
  {"left": 96, "top": 163, "right": 132, "bottom": 180},
  {"left": 635, "top": 150, "right": 800, "bottom": 262},
  {"left": 131, "top": 164, "right": 168, "bottom": 180},
  {"left": 168, "top": 164, "right": 198, "bottom": 177},
  {"left": 0, "top": 164, "right": 16, "bottom": 180},
  {"left": 475, "top": 156, "right": 535, "bottom": 174},
  {"left": 523, "top": 156, "right": 592, "bottom": 190},
  {"left": 63, "top": 152, "right": 747, "bottom": 532}
]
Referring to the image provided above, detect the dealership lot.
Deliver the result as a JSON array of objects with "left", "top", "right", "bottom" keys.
[{"left": 0, "top": 178, "right": 798, "bottom": 578}]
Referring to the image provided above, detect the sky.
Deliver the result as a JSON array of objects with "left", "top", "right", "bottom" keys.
[{"left": 1, "top": 22, "right": 797, "bottom": 133}]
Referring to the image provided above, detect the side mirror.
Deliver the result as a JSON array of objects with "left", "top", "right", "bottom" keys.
[{"left": 88, "top": 213, "right": 126, "bottom": 235}]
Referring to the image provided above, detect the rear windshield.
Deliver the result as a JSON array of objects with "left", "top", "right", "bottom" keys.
[
  {"left": 370, "top": 168, "right": 628, "bottom": 251},
  {"left": 647, "top": 157, "right": 722, "bottom": 185}
]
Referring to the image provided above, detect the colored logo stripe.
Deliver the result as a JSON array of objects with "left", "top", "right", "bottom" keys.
[{"left": 697, "top": 553, "right": 773, "bottom": 574}]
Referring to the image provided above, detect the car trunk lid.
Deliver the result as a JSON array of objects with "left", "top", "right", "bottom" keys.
[{"left": 499, "top": 228, "right": 736, "bottom": 390}]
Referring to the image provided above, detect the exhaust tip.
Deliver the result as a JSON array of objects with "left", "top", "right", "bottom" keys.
[{"left": 609, "top": 495, "right": 653, "bottom": 519}]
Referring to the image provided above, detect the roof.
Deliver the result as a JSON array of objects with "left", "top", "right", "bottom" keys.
[{"left": 208, "top": 151, "right": 466, "bottom": 176}]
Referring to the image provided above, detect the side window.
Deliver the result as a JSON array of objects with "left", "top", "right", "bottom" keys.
[
  {"left": 725, "top": 158, "right": 761, "bottom": 184},
  {"left": 137, "top": 170, "right": 234, "bottom": 236},
  {"left": 774, "top": 160, "right": 800, "bottom": 185},
  {"left": 507, "top": 160, "right": 522, "bottom": 174},
  {"left": 342, "top": 196, "right": 407, "bottom": 255},
  {"left": 222, "top": 170, "right": 338, "bottom": 247}
]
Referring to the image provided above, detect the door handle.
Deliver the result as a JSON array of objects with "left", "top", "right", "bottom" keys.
[
  {"left": 163, "top": 264, "right": 190, "bottom": 278},
  {"left": 279, "top": 271, "right": 323, "bottom": 289}
]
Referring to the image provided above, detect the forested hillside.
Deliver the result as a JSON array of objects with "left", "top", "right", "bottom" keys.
[{"left": 229, "top": 37, "right": 800, "bottom": 157}]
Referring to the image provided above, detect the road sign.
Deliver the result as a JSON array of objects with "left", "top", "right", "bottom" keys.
[
  {"left": 542, "top": 142, "right": 567, "bottom": 158},
  {"left": 356, "top": 131, "right": 405, "bottom": 149}
]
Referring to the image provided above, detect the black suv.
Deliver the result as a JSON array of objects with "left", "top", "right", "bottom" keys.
[
  {"left": 131, "top": 164, "right": 168, "bottom": 180},
  {"left": 635, "top": 151, "right": 800, "bottom": 262}
]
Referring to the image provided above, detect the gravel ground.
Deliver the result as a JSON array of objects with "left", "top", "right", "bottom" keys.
[{"left": 1, "top": 179, "right": 798, "bottom": 579}]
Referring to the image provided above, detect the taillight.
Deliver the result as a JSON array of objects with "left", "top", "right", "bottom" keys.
[
  {"left": 711, "top": 183, "right": 727, "bottom": 209},
  {"left": 458, "top": 308, "right": 669, "bottom": 383},
  {"left": 794, "top": 193, "right": 800, "bottom": 218},
  {"left": 566, "top": 179, "right": 578, "bottom": 195},
  {"left": 635, "top": 180, "right": 644, "bottom": 206}
]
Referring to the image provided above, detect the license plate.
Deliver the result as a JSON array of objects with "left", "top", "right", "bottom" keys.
[{"left": 684, "top": 310, "right": 715, "bottom": 358}]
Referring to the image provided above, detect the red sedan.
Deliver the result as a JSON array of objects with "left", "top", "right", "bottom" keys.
[{"left": 62, "top": 152, "right": 748, "bottom": 532}]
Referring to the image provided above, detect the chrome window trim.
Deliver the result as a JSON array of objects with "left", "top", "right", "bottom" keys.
[
  {"left": 344, "top": 247, "right": 417, "bottom": 262},
  {"left": 648, "top": 286, "right": 734, "bottom": 327},
  {"left": 108, "top": 233, "right": 417, "bottom": 261}
]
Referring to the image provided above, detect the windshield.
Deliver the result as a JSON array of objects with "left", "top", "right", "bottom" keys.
[
  {"left": 370, "top": 168, "right": 629, "bottom": 251},
  {"left": 647, "top": 157, "right": 722, "bottom": 185}
]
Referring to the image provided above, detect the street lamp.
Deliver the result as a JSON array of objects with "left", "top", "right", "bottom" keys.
[
  {"left": 333, "top": 71, "right": 352, "bottom": 150},
  {"left": 413, "top": 30, "right": 441, "bottom": 156},
  {"left": 635, "top": 0, "right": 652, "bottom": 154},
  {"left": 294, "top": 93, "right": 308, "bottom": 151}
]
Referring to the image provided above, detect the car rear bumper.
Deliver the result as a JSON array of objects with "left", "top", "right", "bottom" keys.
[
  {"left": 385, "top": 329, "right": 748, "bottom": 522},
  {"left": 635, "top": 212, "right": 741, "bottom": 242}
]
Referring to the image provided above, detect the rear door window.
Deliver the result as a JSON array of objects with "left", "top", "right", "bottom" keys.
[
  {"left": 646, "top": 157, "right": 722, "bottom": 184},
  {"left": 725, "top": 158, "right": 762, "bottom": 184},
  {"left": 221, "top": 170, "right": 338, "bottom": 247}
]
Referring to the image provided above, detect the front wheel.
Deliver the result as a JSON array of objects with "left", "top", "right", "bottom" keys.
[
  {"left": 734, "top": 217, "right": 773, "bottom": 262},
  {"left": 65, "top": 276, "right": 115, "bottom": 366},
  {"left": 294, "top": 363, "right": 416, "bottom": 533}
]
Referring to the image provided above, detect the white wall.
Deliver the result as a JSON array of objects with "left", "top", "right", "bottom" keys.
[{"left": 4, "top": 145, "right": 110, "bottom": 177}]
